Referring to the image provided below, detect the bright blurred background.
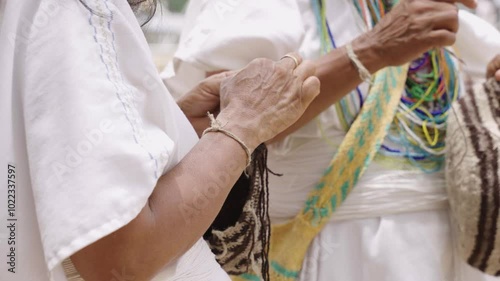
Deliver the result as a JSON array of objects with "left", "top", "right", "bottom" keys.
[
  {"left": 143, "top": 0, "right": 190, "bottom": 71},
  {"left": 143, "top": 0, "right": 500, "bottom": 72}
]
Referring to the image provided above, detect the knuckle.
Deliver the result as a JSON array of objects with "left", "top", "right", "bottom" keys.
[
  {"left": 302, "top": 60, "right": 316, "bottom": 73},
  {"left": 410, "top": 1, "right": 428, "bottom": 13},
  {"left": 274, "top": 65, "right": 288, "bottom": 77},
  {"left": 198, "top": 79, "right": 212, "bottom": 90},
  {"left": 251, "top": 57, "right": 271, "bottom": 67}
]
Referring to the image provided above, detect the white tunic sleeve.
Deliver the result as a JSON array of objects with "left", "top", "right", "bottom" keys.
[
  {"left": 162, "top": 0, "right": 305, "bottom": 98},
  {"left": 16, "top": 0, "right": 199, "bottom": 274}
]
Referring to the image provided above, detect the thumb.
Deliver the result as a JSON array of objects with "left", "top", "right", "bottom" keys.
[
  {"left": 301, "top": 76, "right": 321, "bottom": 107},
  {"left": 201, "top": 70, "right": 238, "bottom": 96}
]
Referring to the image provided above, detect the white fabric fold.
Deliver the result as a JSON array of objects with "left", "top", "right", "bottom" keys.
[
  {"left": 456, "top": 10, "right": 500, "bottom": 79},
  {"left": 0, "top": 0, "right": 227, "bottom": 280},
  {"left": 162, "top": 0, "right": 305, "bottom": 99}
]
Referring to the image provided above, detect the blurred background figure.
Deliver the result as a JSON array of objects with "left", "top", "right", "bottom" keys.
[
  {"left": 143, "top": 0, "right": 190, "bottom": 69},
  {"left": 143, "top": 0, "right": 500, "bottom": 70}
]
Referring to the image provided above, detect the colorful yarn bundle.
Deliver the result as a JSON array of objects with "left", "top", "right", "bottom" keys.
[
  {"left": 312, "top": 0, "right": 364, "bottom": 130},
  {"left": 352, "top": 0, "right": 389, "bottom": 28},
  {"left": 314, "top": 0, "right": 460, "bottom": 171},
  {"left": 385, "top": 50, "right": 459, "bottom": 172}
]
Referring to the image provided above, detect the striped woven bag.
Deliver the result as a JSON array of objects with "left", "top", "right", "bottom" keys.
[{"left": 446, "top": 77, "right": 500, "bottom": 276}]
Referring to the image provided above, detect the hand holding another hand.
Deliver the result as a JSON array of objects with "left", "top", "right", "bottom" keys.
[
  {"left": 217, "top": 53, "right": 321, "bottom": 151},
  {"left": 177, "top": 71, "right": 236, "bottom": 137}
]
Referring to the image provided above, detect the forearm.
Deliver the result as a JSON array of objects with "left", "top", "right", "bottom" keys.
[
  {"left": 71, "top": 131, "right": 248, "bottom": 281},
  {"left": 271, "top": 34, "right": 386, "bottom": 142}
]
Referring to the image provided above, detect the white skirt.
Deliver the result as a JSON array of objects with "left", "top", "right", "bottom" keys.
[{"left": 267, "top": 134, "right": 500, "bottom": 281}]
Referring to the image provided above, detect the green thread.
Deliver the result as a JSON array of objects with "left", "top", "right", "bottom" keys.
[
  {"left": 368, "top": 119, "right": 374, "bottom": 133},
  {"left": 323, "top": 165, "right": 333, "bottom": 176},
  {"left": 341, "top": 181, "right": 350, "bottom": 200},
  {"left": 271, "top": 261, "right": 300, "bottom": 278},
  {"left": 315, "top": 182, "right": 326, "bottom": 190},
  {"left": 356, "top": 128, "right": 364, "bottom": 138},
  {"left": 320, "top": 207, "right": 329, "bottom": 218},
  {"left": 348, "top": 148, "right": 355, "bottom": 162},
  {"left": 304, "top": 196, "right": 319, "bottom": 214},
  {"left": 312, "top": 208, "right": 321, "bottom": 225},
  {"left": 359, "top": 135, "right": 365, "bottom": 146},
  {"left": 330, "top": 194, "right": 338, "bottom": 210},
  {"left": 353, "top": 167, "right": 361, "bottom": 186}
]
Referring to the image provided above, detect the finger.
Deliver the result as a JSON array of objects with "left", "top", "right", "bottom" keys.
[
  {"left": 209, "top": 70, "right": 238, "bottom": 81},
  {"left": 293, "top": 60, "right": 317, "bottom": 81},
  {"left": 301, "top": 76, "right": 321, "bottom": 107},
  {"left": 200, "top": 70, "right": 238, "bottom": 95},
  {"left": 429, "top": 7, "right": 459, "bottom": 33},
  {"left": 433, "top": 0, "right": 476, "bottom": 9},
  {"left": 487, "top": 65, "right": 495, "bottom": 79},
  {"left": 495, "top": 70, "right": 500, "bottom": 82},
  {"left": 206, "top": 70, "right": 227, "bottom": 77},
  {"left": 277, "top": 52, "right": 303, "bottom": 71},
  {"left": 487, "top": 55, "right": 500, "bottom": 78},
  {"left": 456, "top": 0, "right": 476, "bottom": 9},
  {"left": 427, "top": 30, "right": 456, "bottom": 48}
]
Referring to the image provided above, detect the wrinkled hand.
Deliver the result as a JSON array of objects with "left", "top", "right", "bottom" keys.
[
  {"left": 216, "top": 53, "right": 320, "bottom": 151},
  {"left": 177, "top": 71, "right": 236, "bottom": 136},
  {"left": 358, "top": 0, "right": 474, "bottom": 68},
  {"left": 487, "top": 55, "right": 500, "bottom": 81}
]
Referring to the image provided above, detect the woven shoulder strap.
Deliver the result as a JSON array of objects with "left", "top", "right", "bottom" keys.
[{"left": 232, "top": 63, "right": 409, "bottom": 281}]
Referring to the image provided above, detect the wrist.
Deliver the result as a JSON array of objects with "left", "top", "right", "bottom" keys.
[
  {"left": 351, "top": 32, "right": 387, "bottom": 73},
  {"left": 200, "top": 132, "right": 250, "bottom": 169},
  {"left": 213, "top": 109, "right": 261, "bottom": 153}
]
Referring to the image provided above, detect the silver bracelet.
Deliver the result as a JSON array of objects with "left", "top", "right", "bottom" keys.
[
  {"left": 346, "top": 43, "right": 373, "bottom": 85},
  {"left": 202, "top": 112, "right": 252, "bottom": 167}
]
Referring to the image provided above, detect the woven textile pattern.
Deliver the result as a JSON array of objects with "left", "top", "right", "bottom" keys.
[
  {"left": 232, "top": 64, "right": 409, "bottom": 281},
  {"left": 446, "top": 78, "right": 500, "bottom": 276}
]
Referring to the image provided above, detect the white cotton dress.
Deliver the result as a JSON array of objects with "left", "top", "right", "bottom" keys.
[
  {"left": 0, "top": 0, "right": 229, "bottom": 280},
  {"left": 162, "top": 0, "right": 500, "bottom": 280}
]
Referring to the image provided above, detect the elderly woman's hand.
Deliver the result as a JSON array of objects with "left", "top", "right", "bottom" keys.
[
  {"left": 216, "top": 53, "right": 320, "bottom": 151},
  {"left": 354, "top": 0, "right": 475, "bottom": 69},
  {"left": 487, "top": 55, "right": 500, "bottom": 81},
  {"left": 177, "top": 71, "right": 236, "bottom": 137}
]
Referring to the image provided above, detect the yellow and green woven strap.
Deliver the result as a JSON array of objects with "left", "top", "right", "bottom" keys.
[{"left": 232, "top": 63, "right": 409, "bottom": 281}]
